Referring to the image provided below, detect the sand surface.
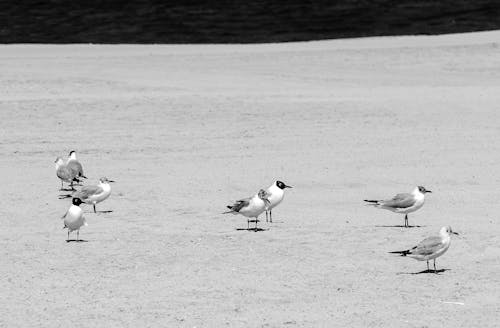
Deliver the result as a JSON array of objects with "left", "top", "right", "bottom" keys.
[{"left": 1, "top": 31, "right": 500, "bottom": 327}]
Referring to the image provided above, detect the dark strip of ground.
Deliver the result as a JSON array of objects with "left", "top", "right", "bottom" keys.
[{"left": 1, "top": 1, "right": 499, "bottom": 43}]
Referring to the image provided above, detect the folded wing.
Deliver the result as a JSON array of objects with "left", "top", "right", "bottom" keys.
[
  {"left": 411, "top": 236, "right": 443, "bottom": 255},
  {"left": 74, "top": 185, "right": 104, "bottom": 201},
  {"left": 381, "top": 193, "right": 416, "bottom": 209}
]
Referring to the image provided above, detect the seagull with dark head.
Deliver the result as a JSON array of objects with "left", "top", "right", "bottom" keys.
[
  {"left": 264, "top": 180, "right": 292, "bottom": 222},
  {"left": 364, "top": 186, "right": 432, "bottom": 227},
  {"left": 61, "top": 197, "right": 87, "bottom": 242},
  {"left": 66, "top": 150, "right": 87, "bottom": 181},
  {"left": 55, "top": 157, "right": 80, "bottom": 191}
]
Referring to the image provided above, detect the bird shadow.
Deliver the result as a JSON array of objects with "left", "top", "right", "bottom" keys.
[
  {"left": 66, "top": 239, "right": 88, "bottom": 243},
  {"left": 84, "top": 210, "right": 113, "bottom": 214},
  {"left": 236, "top": 228, "right": 268, "bottom": 232},
  {"left": 398, "top": 269, "right": 450, "bottom": 275},
  {"left": 375, "top": 225, "right": 424, "bottom": 228},
  {"left": 59, "top": 188, "right": 75, "bottom": 192}
]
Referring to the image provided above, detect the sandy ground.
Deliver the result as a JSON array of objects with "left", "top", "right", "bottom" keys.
[{"left": 1, "top": 31, "right": 500, "bottom": 327}]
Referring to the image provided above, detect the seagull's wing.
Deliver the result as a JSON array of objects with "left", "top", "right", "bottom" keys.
[
  {"left": 74, "top": 185, "right": 103, "bottom": 200},
  {"left": 57, "top": 166, "right": 75, "bottom": 181},
  {"left": 381, "top": 193, "right": 416, "bottom": 208},
  {"left": 410, "top": 236, "right": 443, "bottom": 256},
  {"left": 67, "top": 160, "right": 83, "bottom": 175},
  {"left": 226, "top": 198, "right": 250, "bottom": 213}
]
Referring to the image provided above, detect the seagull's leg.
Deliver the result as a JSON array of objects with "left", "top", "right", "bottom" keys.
[
  {"left": 265, "top": 210, "right": 268, "bottom": 222},
  {"left": 427, "top": 260, "right": 429, "bottom": 271},
  {"left": 77, "top": 230, "right": 79, "bottom": 241},
  {"left": 433, "top": 259, "right": 437, "bottom": 273},
  {"left": 67, "top": 230, "right": 70, "bottom": 241},
  {"left": 247, "top": 219, "right": 250, "bottom": 230},
  {"left": 404, "top": 214, "right": 408, "bottom": 228},
  {"left": 255, "top": 217, "right": 259, "bottom": 230},
  {"left": 270, "top": 210, "right": 273, "bottom": 223},
  {"left": 93, "top": 204, "right": 96, "bottom": 213}
]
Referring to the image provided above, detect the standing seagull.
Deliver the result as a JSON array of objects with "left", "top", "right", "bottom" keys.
[
  {"left": 61, "top": 198, "right": 87, "bottom": 242},
  {"left": 390, "top": 226, "right": 458, "bottom": 273},
  {"left": 72, "top": 177, "right": 114, "bottom": 213},
  {"left": 224, "top": 189, "right": 270, "bottom": 230},
  {"left": 264, "top": 180, "right": 292, "bottom": 222},
  {"left": 55, "top": 157, "right": 80, "bottom": 190},
  {"left": 66, "top": 150, "right": 87, "bottom": 181},
  {"left": 364, "top": 186, "right": 432, "bottom": 227}
]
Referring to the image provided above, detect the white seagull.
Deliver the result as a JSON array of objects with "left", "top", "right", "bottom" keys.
[
  {"left": 364, "top": 186, "right": 432, "bottom": 227},
  {"left": 61, "top": 197, "right": 87, "bottom": 242},
  {"left": 224, "top": 189, "right": 270, "bottom": 230},
  {"left": 55, "top": 157, "right": 80, "bottom": 190},
  {"left": 72, "top": 177, "right": 114, "bottom": 213},
  {"left": 390, "top": 226, "right": 458, "bottom": 272},
  {"left": 264, "top": 180, "right": 292, "bottom": 222},
  {"left": 66, "top": 150, "right": 87, "bottom": 181}
]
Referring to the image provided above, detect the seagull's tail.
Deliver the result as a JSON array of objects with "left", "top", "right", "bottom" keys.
[
  {"left": 223, "top": 206, "right": 237, "bottom": 214},
  {"left": 364, "top": 199, "right": 381, "bottom": 206},
  {"left": 80, "top": 174, "right": 88, "bottom": 179},
  {"left": 389, "top": 250, "right": 411, "bottom": 256}
]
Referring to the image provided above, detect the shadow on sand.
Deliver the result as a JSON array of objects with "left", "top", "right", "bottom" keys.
[
  {"left": 66, "top": 239, "right": 88, "bottom": 243},
  {"left": 236, "top": 228, "right": 268, "bottom": 232},
  {"left": 398, "top": 269, "right": 450, "bottom": 275},
  {"left": 375, "top": 225, "right": 424, "bottom": 228},
  {"left": 96, "top": 210, "right": 113, "bottom": 214}
]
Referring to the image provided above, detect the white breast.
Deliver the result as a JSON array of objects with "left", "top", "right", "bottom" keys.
[
  {"left": 64, "top": 205, "right": 85, "bottom": 232},
  {"left": 87, "top": 183, "right": 111, "bottom": 204},
  {"left": 239, "top": 195, "right": 266, "bottom": 218},
  {"left": 266, "top": 185, "right": 284, "bottom": 210}
]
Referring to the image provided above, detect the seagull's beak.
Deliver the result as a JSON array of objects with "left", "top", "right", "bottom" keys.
[
  {"left": 426, "top": 190, "right": 432, "bottom": 193},
  {"left": 285, "top": 185, "right": 293, "bottom": 188},
  {"left": 452, "top": 231, "right": 459, "bottom": 235},
  {"left": 108, "top": 179, "right": 115, "bottom": 183}
]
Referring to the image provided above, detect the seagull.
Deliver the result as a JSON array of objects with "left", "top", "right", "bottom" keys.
[
  {"left": 72, "top": 177, "right": 114, "bottom": 213},
  {"left": 66, "top": 150, "right": 87, "bottom": 181},
  {"left": 61, "top": 197, "right": 87, "bottom": 241},
  {"left": 55, "top": 157, "right": 80, "bottom": 191},
  {"left": 224, "top": 189, "right": 270, "bottom": 230},
  {"left": 390, "top": 226, "right": 458, "bottom": 272},
  {"left": 364, "top": 186, "right": 432, "bottom": 227},
  {"left": 264, "top": 180, "right": 292, "bottom": 222}
]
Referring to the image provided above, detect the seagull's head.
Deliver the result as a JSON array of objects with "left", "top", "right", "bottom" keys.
[
  {"left": 68, "top": 150, "right": 76, "bottom": 159},
  {"left": 99, "top": 177, "right": 115, "bottom": 184},
  {"left": 417, "top": 186, "right": 432, "bottom": 194},
  {"left": 258, "top": 189, "right": 271, "bottom": 206},
  {"left": 276, "top": 180, "right": 293, "bottom": 190},
  {"left": 72, "top": 197, "right": 83, "bottom": 206},
  {"left": 442, "top": 226, "right": 459, "bottom": 236}
]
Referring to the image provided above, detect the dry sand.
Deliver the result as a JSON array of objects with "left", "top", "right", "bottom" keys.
[{"left": 1, "top": 31, "right": 500, "bottom": 327}]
